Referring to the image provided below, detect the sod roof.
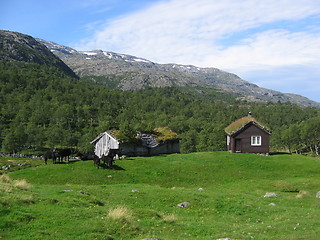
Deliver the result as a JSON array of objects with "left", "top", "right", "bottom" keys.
[
  {"left": 107, "top": 127, "right": 179, "bottom": 144},
  {"left": 225, "top": 116, "right": 270, "bottom": 135}
]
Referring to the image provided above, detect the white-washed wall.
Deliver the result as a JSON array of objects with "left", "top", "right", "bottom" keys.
[{"left": 94, "top": 133, "right": 119, "bottom": 158}]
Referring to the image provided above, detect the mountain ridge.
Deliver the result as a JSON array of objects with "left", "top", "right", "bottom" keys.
[
  {"left": 0, "top": 30, "right": 78, "bottom": 79},
  {"left": 36, "top": 38, "right": 320, "bottom": 108}
]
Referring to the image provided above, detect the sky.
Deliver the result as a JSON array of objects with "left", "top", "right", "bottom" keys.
[{"left": 1, "top": 0, "right": 320, "bottom": 102}]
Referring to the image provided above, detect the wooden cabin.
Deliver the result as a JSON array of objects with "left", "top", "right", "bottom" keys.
[
  {"left": 90, "top": 131, "right": 120, "bottom": 158},
  {"left": 225, "top": 113, "right": 271, "bottom": 154},
  {"left": 91, "top": 127, "right": 180, "bottom": 157}
]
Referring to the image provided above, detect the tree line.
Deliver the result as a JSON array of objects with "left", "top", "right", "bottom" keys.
[
  {"left": 271, "top": 116, "right": 320, "bottom": 155},
  {"left": 1, "top": 61, "right": 320, "bottom": 155}
]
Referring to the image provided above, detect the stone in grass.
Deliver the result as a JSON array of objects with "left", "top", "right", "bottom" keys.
[
  {"left": 217, "top": 238, "right": 237, "bottom": 240},
  {"left": 77, "top": 191, "right": 89, "bottom": 195},
  {"left": 131, "top": 189, "right": 140, "bottom": 193},
  {"left": 269, "top": 202, "right": 276, "bottom": 206},
  {"left": 316, "top": 192, "right": 320, "bottom": 198},
  {"left": 141, "top": 239, "right": 162, "bottom": 240},
  {"left": 264, "top": 192, "right": 280, "bottom": 198},
  {"left": 177, "top": 202, "right": 190, "bottom": 208}
]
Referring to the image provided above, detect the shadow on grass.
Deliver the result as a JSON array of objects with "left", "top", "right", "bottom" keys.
[
  {"left": 53, "top": 159, "right": 81, "bottom": 164},
  {"left": 269, "top": 152, "right": 292, "bottom": 155},
  {"left": 99, "top": 163, "right": 125, "bottom": 170},
  {"left": 121, "top": 158, "right": 135, "bottom": 160}
]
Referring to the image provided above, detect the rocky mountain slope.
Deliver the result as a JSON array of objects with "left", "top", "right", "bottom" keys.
[
  {"left": 0, "top": 30, "right": 77, "bottom": 78},
  {"left": 37, "top": 38, "right": 320, "bottom": 108}
]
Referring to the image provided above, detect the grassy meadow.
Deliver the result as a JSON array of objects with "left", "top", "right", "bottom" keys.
[{"left": 1, "top": 152, "right": 320, "bottom": 240}]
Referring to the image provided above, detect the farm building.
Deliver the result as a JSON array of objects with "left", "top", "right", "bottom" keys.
[
  {"left": 91, "top": 127, "right": 180, "bottom": 157},
  {"left": 225, "top": 113, "right": 271, "bottom": 154}
]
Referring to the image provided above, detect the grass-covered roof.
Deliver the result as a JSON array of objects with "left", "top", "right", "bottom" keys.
[
  {"left": 152, "top": 127, "right": 180, "bottom": 142},
  {"left": 225, "top": 116, "right": 269, "bottom": 135},
  {"left": 108, "top": 127, "right": 179, "bottom": 143}
]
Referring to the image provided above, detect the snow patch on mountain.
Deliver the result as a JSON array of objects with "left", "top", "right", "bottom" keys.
[
  {"left": 133, "top": 58, "right": 150, "bottom": 63},
  {"left": 83, "top": 51, "right": 97, "bottom": 56}
]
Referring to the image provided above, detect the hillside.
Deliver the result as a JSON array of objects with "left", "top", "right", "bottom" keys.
[
  {"left": 0, "top": 30, "right": 78, "bottom": 79},
  {"left": 37, "top": 38, "right": 320, "bottom": 108},
  {"left": 2, "top": 152, "right": 320, "bottom": 239}
]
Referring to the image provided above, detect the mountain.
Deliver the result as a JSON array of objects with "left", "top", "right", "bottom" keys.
[
  {"left": 37, "top": 39, "right": 320, "bottom": 108},
  {"left": 0, "top": 30, "right": 78, "bottom": 79}
]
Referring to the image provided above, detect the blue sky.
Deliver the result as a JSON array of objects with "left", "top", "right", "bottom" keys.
[{"left": 2, "top": 0, "right": 320, "bottom": 102}]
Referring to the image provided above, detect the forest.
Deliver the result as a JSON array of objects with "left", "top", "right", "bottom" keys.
[{"left": 1, "top": 61, "right": 320, "bottom": 155}]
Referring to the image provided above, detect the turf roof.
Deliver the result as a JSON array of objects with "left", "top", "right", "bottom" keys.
[
  {"left": 108, "top": 127, "right": 179, "bottom": 143},
  {"left": 225, "top": 116, "right": 269, "bottom": 135}
]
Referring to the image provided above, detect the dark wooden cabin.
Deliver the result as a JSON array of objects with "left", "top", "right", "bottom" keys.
[{"left": 225, "top": 114, "right": 271, "bottom": 154}]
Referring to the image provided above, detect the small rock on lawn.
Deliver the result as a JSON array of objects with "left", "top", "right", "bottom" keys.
[
  {"left": 264, "top": 192, "right": 280, "bottom": 198},
  {"left": 177, "top": 202, "right": 190, "bottom": 208}
]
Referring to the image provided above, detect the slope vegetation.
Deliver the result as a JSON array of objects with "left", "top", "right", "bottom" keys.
[{"left": 2, "top": 152, "right": 320, "bottom": 239}]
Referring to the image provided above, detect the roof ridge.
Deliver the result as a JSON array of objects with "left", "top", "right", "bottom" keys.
[{"left": 225, "top": 116, "right": 270, "bottom": 135}]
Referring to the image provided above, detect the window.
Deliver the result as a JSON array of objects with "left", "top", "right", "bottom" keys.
[{"left": 251, "top": 136, "right": 262, "bottom": 146}]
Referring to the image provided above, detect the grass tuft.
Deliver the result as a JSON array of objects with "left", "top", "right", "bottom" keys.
[
  {"left": 161, "top": 213, "right": 178, "bottom": 223},
  {"left": 107, "top": 206, "right": 133, "bottom": 222},
  {"left": 0, "top": 174, "right": 11, "bottom": 183},
  {"left": 273, "top": 181, "right": 299, "bottom": 192},
  {"left": 13, "top": 179, "right": 31, "bottom": 191},
  {"left": 296, "top": 190, "right": 309, "bottom": 198},
  {"left": 0, "top": 175, "right": 33, "bottom": 207}
]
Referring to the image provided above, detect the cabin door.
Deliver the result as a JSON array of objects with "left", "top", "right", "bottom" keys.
[{"left": 235, "top": 139, "right": 242, "bottom": 152}]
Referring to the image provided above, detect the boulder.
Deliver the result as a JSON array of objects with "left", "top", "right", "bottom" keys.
[{"left": 316, "top": 192, "right": 320, "bottom": 198}]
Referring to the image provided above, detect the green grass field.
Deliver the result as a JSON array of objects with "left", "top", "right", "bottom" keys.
[{"left": 1, "top": 152, "right": 320, "bottom": 240}]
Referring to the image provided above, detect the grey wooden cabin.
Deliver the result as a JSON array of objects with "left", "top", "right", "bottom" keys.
[{"left": 91, "top": 131, "right": 180, "bottom": 157}]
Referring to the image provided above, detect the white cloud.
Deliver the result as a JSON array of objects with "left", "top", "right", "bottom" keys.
[
  {"left": 75, "top": 0, "right": 320, "bottom": 101},
  {"left": 207, "top": 29, "right": 320, "bottom": 72},
  {"left": 76, "top": 0, "right": 319, "bottom": 64}
]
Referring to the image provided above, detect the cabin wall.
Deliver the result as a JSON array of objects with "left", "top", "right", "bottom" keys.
[
  {"left": 150, "top": 141, "right": 180, "bottom": 155},
  {"left": 120, "top": 141, "right": 180, "bottom": 157},
  {"left": 120, "top": 143, "right": 149, "bottom": 157},
  {"left": 94, "top": 133, "right": 119, "bottom": 158},
  {"left": 229, "top": 125, "right": 270, "bottom": 154}
]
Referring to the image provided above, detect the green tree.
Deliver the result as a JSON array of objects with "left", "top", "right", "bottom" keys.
[
  {"left": 301, "top": 117, "right": 320, "bottom": 155},
  {"left": 1, "top": 125, "right": 27, "bottom": 153},
  {"left": 118, "top": 121, "right": 136, "bottom": 142},
  {"left": 180, "top": 130, "right": 198, "bottom": 153}
]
